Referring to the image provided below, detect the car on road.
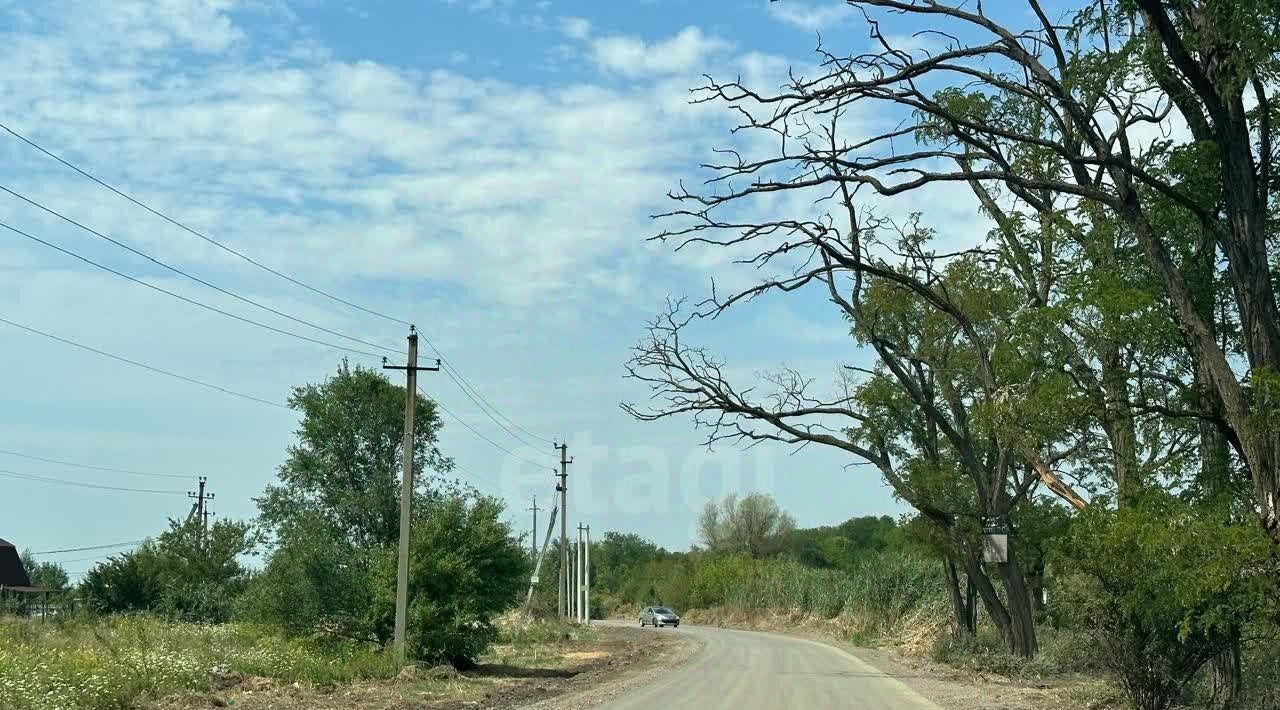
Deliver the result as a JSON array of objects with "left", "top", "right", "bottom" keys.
[{"left": 639, "top": 605, "right": 680, "bottom": 627}]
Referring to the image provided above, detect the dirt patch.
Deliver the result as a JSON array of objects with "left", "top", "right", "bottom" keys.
[
  {"left": 561, "top": 651, "right": 608, "bottom": 662},
  {"left": 147, "top": 626, "right": 685, "bottom": 710}
]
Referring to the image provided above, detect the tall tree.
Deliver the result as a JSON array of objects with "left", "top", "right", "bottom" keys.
[
  {"left": 736, "top": 0, "right": 1280, "bottom": 542},
  {"left": 256, "top": 360, "right": 450, "bottom": 548},
  {"left": 698, "top": 492, "right": 796, "bottom": 558}
]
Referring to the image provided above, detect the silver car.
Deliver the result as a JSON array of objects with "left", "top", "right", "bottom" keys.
[{"left": 639, "top": 605, "right": 680, "bottom": 628}]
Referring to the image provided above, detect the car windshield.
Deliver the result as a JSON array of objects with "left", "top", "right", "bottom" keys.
[{"left": 654, "top": 607, "right": 674, "bottom": 614}]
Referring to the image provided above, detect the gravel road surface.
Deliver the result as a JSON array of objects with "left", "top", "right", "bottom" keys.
[{"left": 589, "top": 622, "right": 942, "bottom": 709}]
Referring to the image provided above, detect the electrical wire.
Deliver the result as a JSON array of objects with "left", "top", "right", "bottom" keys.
[
  {"left": 0, "top": 220, "right": 384, "bottom": 359},
  {"left": 0, "top": 122, "right": 550, "bottom": 447},
  {"left": 419, "top": 386, "right": 546, "bottom": 469},
  {"left": 29, "top": 540, "right": 147, "bottom": 555},
  {"left": 0, "top": 120, "right": 413, "bottom": 327},
  {"left": 0, "top": 468, "right": 187, "bottom": 495},
  {"left": 0, "top": 315, "right": 292, "bottom": 410},
  {"left": 0, "top": 184, "right": 403, "bottom": 357},
  {"left": 0, "top": 448, "right": 187, "bottom": 480},
  {"left": 436, "top": 362, "right": 543, "bottom": 450}
]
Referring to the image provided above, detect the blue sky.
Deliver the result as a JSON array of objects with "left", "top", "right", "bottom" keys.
[{"left": 0, "top": 0, "right": 1000, "bottom": 577}]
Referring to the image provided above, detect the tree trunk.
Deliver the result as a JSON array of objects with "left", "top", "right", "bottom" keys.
[
  {"left": 960, "top": 548, "right": 1022, "bottom": 653},
  {"left": 1211, "top": 627, "right": 1243, "bottom": 710},
  {"left": 996, "top": 543, "right": 1039, "bottom": 658},
  {"left": 965, "top": 571, "right": 978, "bottom": 633},
  {"left": 943, "top": 558, "right": 975, "bottom": 636}
]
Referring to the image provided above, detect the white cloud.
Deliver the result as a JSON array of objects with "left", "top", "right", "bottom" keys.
[
  {"left": 589, "top": 27, "right": 732, "bottom": 78},
  {"left": 0, "top": 5, "right": 741, "bottom": 307},
  {"left": 766, "top": 0, "right": 854, "bottom": 32},
  {"left": 561, "top": 16, "right": 591, "bottom": 40}
]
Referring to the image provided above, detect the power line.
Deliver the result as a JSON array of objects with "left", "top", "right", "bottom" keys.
[
  {"left": 0, "top": 122, "right": 549, "bottom": 446},
  {"left": 0, "top": 219, "right": 384, "bottom": 359},
  {"left": 29, "top": 539, "right": 146, "bottom": 555},
  {"left": 0, "top": 315, "right": 291, "bottom": 410},
  {"left": 0, "top": 121, "right": 412, "bottom": 327},
  {"left": 0, "top": 468, "right": 187, "bottom": 495},
  {"left": 0, "top": 184, "right": 403, "bottom": 357},
  {"left": 0, "top": 448, "right": 187, "bottom": 480},
  {"left": 427, "top": 344, "right": 555, "bottom": 447},
  {"left": 437, "top": 362, "right": 544, "bottom": 449},
  {"left": 419, "top": 386, "right": 546, "bottom": 469},
  {"left": 449, "top": 461, "right": 506, "bottom": 496}
]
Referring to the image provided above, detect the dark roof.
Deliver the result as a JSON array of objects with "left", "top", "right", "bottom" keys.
[{"left": 0, "top": 537, "right": 33, "bottom": 587}]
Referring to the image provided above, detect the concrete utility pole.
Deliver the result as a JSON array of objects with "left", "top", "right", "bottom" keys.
[
  {"left": 577, "top": 523, "right": 586, "bottom": 623},
  {"left": 187, "top": 477, "right": 214, "bottom": 545},
  {"left": 522, "top": 501, "right": 559, "bottom": 619},
  {"left": 584, "top": 524, "right": 591, "bottom": 624},
  {"left": 528, "top": 494, "right": 541, "bottom": 558},
  {"left": 383, "top": 328, "right": 440, "bottom": 667},
  {"left": 554, "top": 442, "right": 572, "bottom": 619}
]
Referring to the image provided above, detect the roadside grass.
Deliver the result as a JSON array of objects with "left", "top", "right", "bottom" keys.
[
  {"left": 0, "top": 615, "right": 399, "bottom": 710},
  {"left": 0, "top": 613, "right": 615, "bottom": 710}
]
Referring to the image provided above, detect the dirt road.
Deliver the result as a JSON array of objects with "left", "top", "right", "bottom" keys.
[{"left": 589, "top": 622, "right": 941, "bottom": 709}]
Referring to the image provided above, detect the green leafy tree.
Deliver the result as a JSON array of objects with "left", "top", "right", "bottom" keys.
[
  {"left": 256, "top": 360, "right": 450, "bottom": 548},
  {"left": 370, "top": 493, "right": 527, "bottom": 666},
  {"left": 238, "top": 512, "right": 380, "bottom": 641},
  {"left": 80, "top": 549, "right": 163, "bottom": 614},
  {"left": 79, "top": 517, "right": 254, "bottom": 622},
  {"left": 247, "top": 361, "right": 522, "bottom": 664},
  {"left": 18, "top": 551, "right": 69, "bottom": 590},
  {"left": 698, "top": 492, "right": 796, "bottom": 559}
]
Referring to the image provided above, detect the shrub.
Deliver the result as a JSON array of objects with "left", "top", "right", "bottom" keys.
[{"left": 1055, "top": 494, "right": 1277, "bottom": 710}]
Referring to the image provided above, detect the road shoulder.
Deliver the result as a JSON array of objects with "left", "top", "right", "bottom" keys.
[
  {"left": 520, "top": 624, "right": 702, "bottom": 710},
  {"left": 668, "top": 614, "right": 1113, "bottom": 710}
]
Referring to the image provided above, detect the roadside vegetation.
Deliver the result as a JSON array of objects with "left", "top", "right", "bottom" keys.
[
  {"left": 5, "top": 362, "right": 542, "bottom": 708},
  {"left": 594, "top": 492, "right": 1280, "bottom": 709}
]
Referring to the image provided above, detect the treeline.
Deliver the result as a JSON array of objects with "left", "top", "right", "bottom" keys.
[{"left": 47, "top": 363, "right": 529, "bottom": 667}]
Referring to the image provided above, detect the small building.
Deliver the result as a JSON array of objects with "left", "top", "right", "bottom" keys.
[
  {"left": 0, "top": 537, "right": 32, "bottom": 587},
  {"left": 1, "top": 536, "right": 62, "bottom": 618}
]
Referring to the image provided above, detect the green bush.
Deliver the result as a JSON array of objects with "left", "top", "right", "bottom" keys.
[
  {"left": 244, "top": 492, "right": 526, "bottom": 666},
  {"left": 1054, "top": 494, "right": 1277, "bottom": 710}
]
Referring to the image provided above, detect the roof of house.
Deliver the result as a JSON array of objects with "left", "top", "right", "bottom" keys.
[{"left": 0, "top": 537, "right": 33, "bottom": 587}]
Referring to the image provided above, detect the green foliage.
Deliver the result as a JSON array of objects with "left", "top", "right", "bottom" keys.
[
  {"left": 236, "top": 512, "right": 379, "bottom": 640},
  {"left": 80, "top": 551, "right": 163, "bottom": 615},
  {"left": 80, "top": 517, "right": 254, "bottom": 623},
  {"left": 244, "top": 492, "right": 525, "bottom": 665},
  {"left": 257, "top": 360, "right": 450, "bottom": 548},
  {"left": 244, "top": 360, "right": 524, "bottom": 664},
  {"left": 379, "top": 494, "right": 528, "bottom": 665},
  {"left": 18, "top": 550, "right": 69, "bottom": 590},
  {"left": 698, "top": 492, "right": 795, "bottom": 558},
  {"left": 1054, "top": 494, "right": 1278, "bottom": 710},
  {"left": 0, "top": 616, "right": 397, "bottom": 710},
  {"left": 776, "top": 515, "right": 911, "bottom": 569}
]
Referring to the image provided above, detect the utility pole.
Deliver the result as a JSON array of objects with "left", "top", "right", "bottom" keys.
[
  {"left": 577, "top": 523, "right": 586, "bottom": 623},
  {"left": 584, "top": 524, "right": 591, "bottom": 624},
  {"left": 522, "top": 501, "right": 559, "bottom": 619},
  {"left": 554, "top": 442, "right": 572, "bottom": 619},
  {"left": 528, "top": 494, "right": 541, "bottom": 558},
  {"left": 383, "top": 327, "right": 441, "bottom": 667},
  {"left": 187, "top": 477, "right": 214, "bottom": 545}
]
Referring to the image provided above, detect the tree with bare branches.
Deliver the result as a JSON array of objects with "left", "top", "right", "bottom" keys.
[{"left": 624, "top": 0, "right": 1277, "bottom": 667}]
